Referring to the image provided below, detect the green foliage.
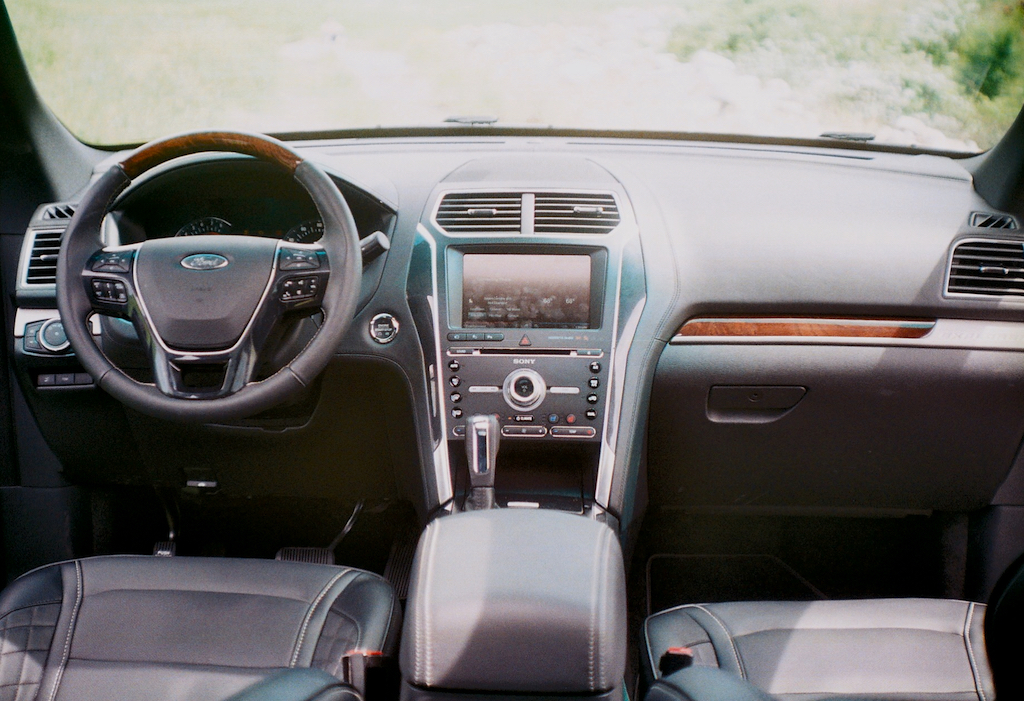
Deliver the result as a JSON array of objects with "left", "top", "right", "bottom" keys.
[{"left": 956, "top": 1, "right": 1024, "bottom": 99}]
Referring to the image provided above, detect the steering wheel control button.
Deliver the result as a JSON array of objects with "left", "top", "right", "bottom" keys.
[
  {"left": 278, "top": 248, "right": 320, "bottom": 270},
  {"left": 39, "top": 319, "right": 71, "bottom": 353},
  {"left": 91, "top": 279, "right": 128, "bottom": 304},
  {"left": 589, "top": 361, "right": 602, "bottom": 373},
  {"left": 551, "top": 426, "right": 596, "bottom": 438},
  {"left": 369, "top": 313, "right": 399, "bottom": 344},
  {"left": 89, "top": 250, "right": 133, "bottom": 273},
  {"left": 279, "top": 275, "right": 319, "bottom": 302}
]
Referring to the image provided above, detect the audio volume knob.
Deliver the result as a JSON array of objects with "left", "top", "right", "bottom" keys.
[{"left": 503, "top": 368, "right": 546, "bottom": 411}]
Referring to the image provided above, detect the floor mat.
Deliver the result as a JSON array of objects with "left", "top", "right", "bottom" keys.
[{"left": 646, "top": 553, "right": 826, "bottom": 615}]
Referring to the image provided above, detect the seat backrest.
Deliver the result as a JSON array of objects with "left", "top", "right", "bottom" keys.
[{"left": 985, "top": 550, "right": 1024, "bottom": 699}]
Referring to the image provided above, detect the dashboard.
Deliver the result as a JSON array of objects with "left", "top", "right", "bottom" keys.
[{"left": 11, "top": 135, "right": 1024, "bottom": 537}]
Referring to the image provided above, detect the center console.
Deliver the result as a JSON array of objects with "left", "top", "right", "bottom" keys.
[
  {"left": 442, "top": 246, "right": 611, "bottom": 443},
  {"left": 407, "top": 160, "right": 646, "bottom": 515}
]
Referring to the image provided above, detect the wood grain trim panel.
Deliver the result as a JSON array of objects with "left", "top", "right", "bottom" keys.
[
  {"left": 676, "top": 317, "right": 937, "bottom": 339},
  {"left": 120, "top": 131, "right": 303, "bottom": 179}
]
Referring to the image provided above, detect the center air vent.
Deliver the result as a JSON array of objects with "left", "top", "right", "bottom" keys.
[
  {"left": 25, "top": 230, "right": 63, "bottom": 285},
  {"left": 534, "top": 193, "right": 620, "bottom": 234},
  {"left": 435, "top": 193, "right": 522, "bottom": 233},
  {"left": 947, "top": 239, "right": 1024, "bottom": 297}
]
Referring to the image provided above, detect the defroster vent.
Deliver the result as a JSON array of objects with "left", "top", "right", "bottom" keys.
[
  {"left": 435, "top": 193, "right": 522, "bottom": 233},
  {"left": 42, "top": 203, "right": 76, "bottom": 220},
  {"left": 25, "top": 230, "right": 63, "bottom": 285},
  {"left": 947, "top": 239, "right": 1024, "bottom": 297},
  {"left": 970, "top": 212, "right": 1018, "bottom": 230},
  {"left": 534, "top": 193, "right": 620, "bottom": 234}
]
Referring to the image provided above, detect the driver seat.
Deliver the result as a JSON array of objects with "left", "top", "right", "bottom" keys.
[{"left": 0, "top": 555, "right": 400, "bottom": 701}]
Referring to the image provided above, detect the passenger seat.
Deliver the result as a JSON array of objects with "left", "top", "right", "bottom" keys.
[{"left": 643, "top": 553, "right": 1023, "bottom": 700}]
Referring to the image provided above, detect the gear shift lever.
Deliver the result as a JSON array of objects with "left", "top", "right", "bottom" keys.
[{"left": 464, "top": 414, "right": 499, "bottom": 510}]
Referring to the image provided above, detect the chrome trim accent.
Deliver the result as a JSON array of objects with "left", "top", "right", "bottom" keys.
[
  {"left": 15, "top": 309, "right": 100, "bottom": 337},
  {"left": 468, "top": 385, "right": 500, "bottom": 393},
  {"left": 671, "top": 318, "right": 1024, "bottom": 350},
  {"left": 38, "top": 319, "right": 71, "bottom": 353},
  {"left": 430, "top": 188, "right": 622, "bottom": 238},
  {"left": 549, "top": 386, "right": 581, "bottom": 394},
  {"left": 416, "top": 224, "right": 453, "bottom": 505},
  {"left": 595, "top": 293, "right": 645, "bottom": 509},
  {"left": 944, "top": 236, "right": 1024, "bottom": 300},
  {"left": 502, "top": 368, "right": 546, "bottom": 411}
]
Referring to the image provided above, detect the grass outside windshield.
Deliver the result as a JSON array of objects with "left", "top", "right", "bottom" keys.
[{"left": 7, "top": 0, "right": 1024, "bottom": 151}]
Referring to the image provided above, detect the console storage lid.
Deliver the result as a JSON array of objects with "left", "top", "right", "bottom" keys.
[{"left": 400, "top": 509, "right": 626, "bottom": 694}]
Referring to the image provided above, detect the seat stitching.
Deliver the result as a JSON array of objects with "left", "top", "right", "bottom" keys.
[
  {"left": 690, "top": 605, "right": 745, "bottom": 679},
  {"left": 290, "top": 569, "right": 353, "bottom": 667},
  {"left": 48, "top": 560, "right": 82, "bottom": 701},
  {"left": 963, "top": 602, "right": 987, "bottom": 701}
]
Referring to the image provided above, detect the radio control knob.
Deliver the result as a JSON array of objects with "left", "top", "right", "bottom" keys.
[{"left": 503, "top": 369, "right": 546, "bottom": 411}]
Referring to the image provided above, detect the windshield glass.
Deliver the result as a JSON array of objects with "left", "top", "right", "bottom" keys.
[{"left": 7, "top": 0, "right": 1024, "bottom": 151}]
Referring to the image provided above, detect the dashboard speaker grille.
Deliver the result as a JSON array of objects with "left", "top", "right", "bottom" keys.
[
  {"left": 970, "top": 211, "right": 1018, "bottom": 230},
  {"left": 436, "top": 193, "right": 522, "bottom": 233},
  {"left": 948, "top": 239, "right": 1024, "bottom": 297},
  {"left": 534, "top": 193, "right": 620, "bottom": 234},
  {"left": 25, "top": 230, "right": 63, "bottom": 285}
]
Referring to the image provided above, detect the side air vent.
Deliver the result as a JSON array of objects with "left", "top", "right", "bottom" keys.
[
  {"left": 42, "top": 203, "right": 76, "bottom": 220},
  {"left": 25, "top": 230, "right": 63, "bottom": 285},
  {"left": 948, "top": 239, "right": 1024, "bottom": 297},
  {"left": 970, "top": 211, "right": 1018, "bottom": 230},
  {"left": 436, "top": 193, "right": 522, "bottom": 233},
  {"left": 534, "top": 193, "right": 620, "bottom": 234}
]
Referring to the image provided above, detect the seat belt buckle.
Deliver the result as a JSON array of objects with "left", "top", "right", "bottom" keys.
[
  {"left": 659, "top": 647, "right": 694, "bottom": 676},
  {"left": 341, "top": 650, "right": 385, "bottom": 696}
]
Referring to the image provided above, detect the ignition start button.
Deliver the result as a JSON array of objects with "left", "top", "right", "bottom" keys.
[{"left": 369, "top": 313, "right": 399, "bottom": 344}]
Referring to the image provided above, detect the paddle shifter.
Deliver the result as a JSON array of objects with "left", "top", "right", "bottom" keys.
[{"left": 464, "top": 414, "right": 500, "bottom": 510}]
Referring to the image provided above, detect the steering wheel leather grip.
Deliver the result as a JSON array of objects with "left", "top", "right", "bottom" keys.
[{"left": 56, "top": 131, "right": 362, "bottom": 423}]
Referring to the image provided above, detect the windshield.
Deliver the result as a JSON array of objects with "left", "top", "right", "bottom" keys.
[{"left": 6, "top": 0, "right": 1024, "bottom": 152}]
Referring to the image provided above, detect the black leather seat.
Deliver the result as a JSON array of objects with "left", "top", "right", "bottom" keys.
[
  {"left": 644, "top": 598, "right": 993, "bottom": 700},
  {"left": 0, "top": 555, "right": 400, "bottom": 701}
]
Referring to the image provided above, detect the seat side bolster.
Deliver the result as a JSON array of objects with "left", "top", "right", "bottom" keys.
[
  {"left": 224, "top": 669, "right": 361, "bottom": 701},
  {"left": 649, "top": 667, "right": 773, "bottom": 701}
]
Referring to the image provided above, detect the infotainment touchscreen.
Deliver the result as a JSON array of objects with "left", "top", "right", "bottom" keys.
[{"left": 462, "top": 254, "right": 591, "bottom": 328}]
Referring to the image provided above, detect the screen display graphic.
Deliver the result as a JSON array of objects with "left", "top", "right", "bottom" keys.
[{"left": 462, "top": 254, "right": 592, "bottom": 328}]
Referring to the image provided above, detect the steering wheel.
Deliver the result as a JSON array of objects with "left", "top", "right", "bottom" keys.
[{"left": 56, "top": 131, "right": 362, "bottom": 423}]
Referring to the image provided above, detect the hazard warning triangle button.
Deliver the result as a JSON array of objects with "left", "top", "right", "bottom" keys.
[{"left": 519, "top": 334, "right": 532, "bottom": 347}]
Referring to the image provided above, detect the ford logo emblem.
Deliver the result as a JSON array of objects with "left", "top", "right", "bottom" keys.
[{"left": 180, "top": 253, "right": 229, "bottom": 271}]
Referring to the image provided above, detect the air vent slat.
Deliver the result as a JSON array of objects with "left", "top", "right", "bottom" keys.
[
  {"left": 948, "top": 239, "right": 1024, "bottom": 297},
  {"left": 970, "top": 212, "right": 1018, "bottom": 230},
  {"left": 42, "top": 203, "right": 76, "bottom": 220},
  {"left": 24, "top": 230, "right": 63, "bottom": 286},
  {"left": 534, "top": 193, "right": 620, "bottom": 234},
  {"left": 435, "top": 192, "right": 522, "bottom": 234}
]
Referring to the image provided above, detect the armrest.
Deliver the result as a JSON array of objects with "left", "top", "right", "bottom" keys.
[{"left": 400, "top": 509, "right": 626, "bottom": 694}]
